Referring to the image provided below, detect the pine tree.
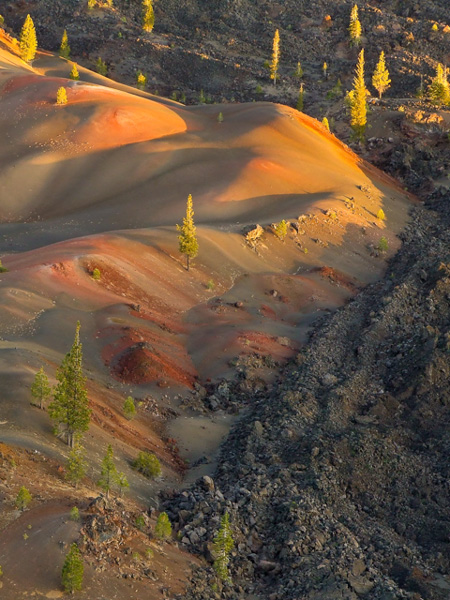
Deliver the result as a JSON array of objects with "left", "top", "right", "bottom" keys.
[
  {"left": 98, "top": 444, "right": 118, "bottom": 499},
  {"left": 31, "top": 367, "right": 51, "bottom": 409},
  {"left": 96, "top": 57, "right": 107, "bottom": 76},
  {"left": 350, "top": 49, "right": 368, "bottom": 140},
  {"left": 293, "top": 61, "right": 303, "bottom": 79},
  {"left": 19, "top": 14, "right": 38, "bottom": 63},
  {"left": 123, "top": 396, "right": 136, "bottom": 420},
  {"left": 372, "top": 51, "right": 391, "bottom": 99},
  {"left": 213, "top": 512, "right": 234, "bottom": 582},
  {"left": 177, "top": 194, "right": 199, "bottom": 271},
  {"left": 142, "top": 0, "right": 155, "bottom": 33},
  {"left": 48, "top": 322, "right": 91, "bottom": 448},
  {"left": 62, "top": 543, "right": 84, "bottom": 593},
  {"left": 154, "top": 512, "right": 172, "bottom": 540},
  {"left": 56, "top": 87, "right": 68, "bottom": 105},
  {"left": 15, "top": 486, "right": 32, "bottom": 511},
  {"left": 348, "top": 4, "right": 362, "bottom": 47},
  {"left": 117, "top": 472, "right": 129, "bottom": 497},
  {"left": 59, "top": 29, "right": 70, "bottom": 59},
  {"left": 428, "top": 63, "right": 450, "bottom": 106},
  {"left": 273, "top": 220, "right": 288, "bottom": 241},
  {"left": 297, "top": 82, "right": 304, "bottom": 111},
  {"left": 322, "top": 117, "right": 330, "bottom": 132},
  {"left": 270, "top": 29, "right": 280, "bottom": 85},
  {"left": 65, "top": 442, "right": 86, "bottom": 488},
  {"left": 136, "top": 70, "right": 147, "bottom": 89},
  {"left": 69, "top": 63, "right": 79, "bottom": 80}
]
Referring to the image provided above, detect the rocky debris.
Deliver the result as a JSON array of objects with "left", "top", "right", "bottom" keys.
[{"left": 164, "top": 190, "right": 450, "bottom": 599}]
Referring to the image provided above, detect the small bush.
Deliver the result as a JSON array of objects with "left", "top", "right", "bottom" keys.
[
  {"left": 378, "top": 236, "right": 389, "bottom": 252},
  {"left": 56, "top": 87, "right": 68, "bottom": 105},
  {"left": 15, "top": 486, "right": 32, "bottom": 511},
  {"left": 206, "top": 279, "right": 215, "bottom": 291},
  {"left": 273, "top": 219, "right": 288, "bottom": 241},
  {"left": 135, "top": 515, "right": 146, "bottom": 531},
  {"left": 132, "top": 451, "right": 161, "bottom": 479},
  {"left": 145, "top": 547, "right": 154, "bottom": 559},
  {"left": 217, "top": 112, "right": 224, "bottom": 123},
  {"left": 69, "top": 63, "right": 79, "bottom": 81},
  {"left": 377, "top": 208, "right": 386, "bottom": 221},
  {"left": 0, "top": 260, "right": 8, "bottom": 273},
  {"left": 123, "top": 396, "right": 136, "bottom": 420},
  {"left": 91, "top": 267, "right": 101, "bottom": 280},
  {"left": 432, "top": 23, "right": 439, "bottom": 32},
  {"left": 136, "top": 70, "right": 147, "bottom": 90},
  {"left": 155, "top": 512, "right": 172, "bottom": 540},
  {"left": 0, "top": 15, "right": 5, "bottom": 25},
  {"left": 69, "top": 507, "right": 80, "bottom": 521},
  {"left": 255, "top": 84, "right": 263, "bottom": 94},
  {"left": 96, "top": 57, "right": 107, "bottom": 76},
  {"left": 0, "top": 565, "right": 3, "bottom": 577}
]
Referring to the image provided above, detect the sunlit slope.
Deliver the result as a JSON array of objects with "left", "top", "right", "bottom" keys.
[{"left": 0, "top": 36, "right": 409, "bottom": 239}]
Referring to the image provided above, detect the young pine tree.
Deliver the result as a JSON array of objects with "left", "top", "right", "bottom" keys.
[
  {"left": 48, "top": 322, "right": 91, "bottom": 448},
  {"left": 348, "top": 4, "right": 362, "bottom": 47},
  {"left": 31, "top": 367, "right": 51, "bottom": 409},
  {"left": 62, "top": 543, "right": 84, "bottom": 593},
  {"left": 98, "top": 444, "right": 118, "bottom": 499},
  {"left": 270, "top": 29, "right": 280, "bottom": 85},
  {"left": 69, "top": 63, "right": 80, "bottom": 80},
  {"left": 322, "top": 117, "right": 330, "bottom": 132},
  {"left": 15, "top": 486, "right": 32, "bottom": 511},
  {"left": 123, "top": 396, "right": 136, "bottom": 420},
  {"left": 19, "top": 14, "right": 38, "bottom": 63},
  {"left": 56, "top": 87, "right": 68, "bottom": 105},
  {"left": 142, "top": 0, "right": 155, "bottom": 33},
  {"left": 59, "top": 29, "right": 70, "bottom": 59},
  {"left": 350, "top": 49, "right": 368, "bottom": 140},
  {"left": 372, "top": 51, "right": 391, "bottom": 99},
  {"left": 177, "top": 194, "right": 199, "bottom": 271},
  {"left": 213, "top": 512, "right": 234, "bottom": 582},
  {"left": 154, "top": 512, "right": 172, "bottom": 540},
  {"left": 96, "top": 57, "right": 107, "bottom": 76},
  {"left": 428, "top": 63, "right": 450, "bottom": 106},
  {"left": 293, "top": 61, "right": 303, "bottom": 79},
  {"left": 296, "top": 82, "right": 304, "bottom": 111},
  {"left": 65, "top": 442, "right": 86, "bottom": 488},
  {"left": 117, "top": 472, "right": 129, "bottom": 497}
]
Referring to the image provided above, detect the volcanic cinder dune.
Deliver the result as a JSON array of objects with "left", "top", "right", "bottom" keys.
[{"left": 0, "top": 31, "right": 413, "bottom": 598}]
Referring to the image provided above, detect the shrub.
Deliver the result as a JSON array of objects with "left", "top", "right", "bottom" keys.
[
  {"left": 0, "top": 15, "right": 5, "bottom": 26},
  {"left": 56, "top": 87, "right": 68, "bottom": 105},
  {"left": 91, "top": 267, "right": 101, "bottom": 280},
  {"left": 69, "top": 507, "right": 80, "bottom": 521},
  {"left": 123, "top": 396, "right": 136, "bottom": 420},
  {"left": 135, "top": 515, "right": 146, "bottom": 531},
  {"left": 69, "top": 63, "right": 79, "bottom": 81},
  {"left": 273, "top": 219, "right": 288, "bottom": 241},
  {"left": 96, "top": 57, "right": 107, "bottom": 76},
  {"left": 206, "top": 279, "right": 215, "bottom": 291},
  {"left": 145, "top": 547, "right": 154, "bottom": 559},
  {"left": 217, "top": 112, "right": 224, "bottom": 123},
  {"left": 378, "top": 236, "right": 389, "bottom": 252},
  {"left": 154, "top": 512, "right": 172, "bottom": 540},
  {"left": 136, "top": 70, "right": 147, "bottom": 90},
  {"left": 132, "top": 451, "right": 161, "bottom": 479},
  {"left": 62, "top": 543, "right": 83, "bottom": 593},
  {"left": 0, "top": 260, "right": 7, "bottom": 273},
  {"left": 377, "top": 208, "right": 386, "bottom": 221},
  {"left": 15, "top": 486, "right": 32, "bottom": 511}
]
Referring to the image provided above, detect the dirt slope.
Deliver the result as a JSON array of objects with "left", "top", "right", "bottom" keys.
[{"left": 0, "top": 33, "right": 414, "bottom": 599}]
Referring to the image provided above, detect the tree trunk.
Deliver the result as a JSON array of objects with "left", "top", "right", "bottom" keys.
[{"left": 186, "top": 255, "right": 190, "bottom": 271}]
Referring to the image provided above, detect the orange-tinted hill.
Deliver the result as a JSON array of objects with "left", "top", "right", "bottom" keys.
[
  {"left": 0, "top": 31, "right": 409, "bottom": 244},
  {"left": 0, "top": 31, "right": 414, "bottom": 598}
]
